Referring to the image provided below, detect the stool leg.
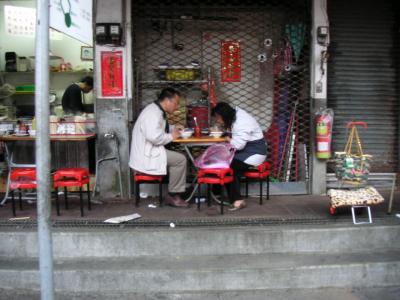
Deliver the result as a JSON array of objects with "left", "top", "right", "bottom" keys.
[
  {"left": 267, "top": 175, "right": 270, "bottom": 200},
  {"left": 220, "top": 184, "right": 224, "bottom": 215},
  {"left": 207, "top": 184, "right": 211, "bottom": 207},
  {"left": 18, "top": 188, "right": 23, "bottom": 211},
  {"left": 259, "top": 178, "right": 263, "bottom": 205},
  {"left": 11, "top": 190, "right": 16, "bottom": 217},
  {"left": 55, "top": 187, "right": 60, "bottom": 216},
  {"left": 245, "top": 178, "right": 249, "bottom": 198},
  {"left": 87, "top": 183, "right": 91, "bottom": 211},
  {"left": 79, "top": 186, "right": 84, "bottom": 217},
  {"left": 159, "top": 182, "right": 163, "bottom": 207},
  {"left": 64, "top": 187, "right": 68, "bottom": 210},
  {"left": 135, "top": 181, "right": 140, "bottom": 207},
  {"left": 197, "top": 183, "right": 201, "bottom": 211}
]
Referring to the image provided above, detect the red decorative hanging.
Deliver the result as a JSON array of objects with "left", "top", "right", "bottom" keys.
[
  {"left": 101, "top": 51, "right": 124, "bottom": 97},
  {"left": 221, "top": 40, "right": 241, "bottom": 82}
]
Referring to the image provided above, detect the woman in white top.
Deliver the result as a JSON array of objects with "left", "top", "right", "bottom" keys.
[{"left": 213, "top": 102, "right": 267, "bottom": 210}]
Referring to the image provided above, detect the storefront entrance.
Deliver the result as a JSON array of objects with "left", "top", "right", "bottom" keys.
[{"left": 132, "top": 0, "right": 312, "bottom": 195}]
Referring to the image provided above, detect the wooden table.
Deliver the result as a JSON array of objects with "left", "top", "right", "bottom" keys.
[
  {"left": 173, "top": 136, "right": 227, "bottom": 164},
  {"left": 172, "top": 136, "right": 228, "bottom": 202},
  {"left": 0, "top": 134, "right": 96, "bottom": 205}
]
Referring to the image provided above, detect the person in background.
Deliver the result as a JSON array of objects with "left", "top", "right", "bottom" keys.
[
  {"left": 129, "top": 87, "right": 189, "bottom": 207},
  {"left": 212, "top": 102, "right": 267, "bottom": 211},
  {"left": 61, "top": 76, "right": 93, "bottom": 115}
]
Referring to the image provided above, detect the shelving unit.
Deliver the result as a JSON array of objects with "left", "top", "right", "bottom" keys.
[
  {"left": 0, "top": 70, "right": 93, "bottom": 118},
  {"left": 136, "top": 66, "right": 212, "bottom": 129},
  {"left": 14, "top": 91, "right": 34, "bottom": 95}
]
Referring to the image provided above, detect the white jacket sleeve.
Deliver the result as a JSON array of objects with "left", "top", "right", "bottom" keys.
[
  {"left": 230, "top": 107, "right": 263, "bottom": 151},
  {"left": 230, "top": 127, "right": 250, "bottom": 150},
  {"left": 142, "top": 115, "right": 172, "bottom": 146}
]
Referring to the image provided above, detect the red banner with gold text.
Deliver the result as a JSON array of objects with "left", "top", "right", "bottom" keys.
[
  {"left": 101, "top": 51, "right": 124, "bottom": 97},
  {"left": 221, "top": 40, "right": 241, "bottom": 82}
]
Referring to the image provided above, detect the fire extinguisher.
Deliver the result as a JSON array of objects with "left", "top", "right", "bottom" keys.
[{"left": 315, "top": 108, "right": 334, "bottom": 159}]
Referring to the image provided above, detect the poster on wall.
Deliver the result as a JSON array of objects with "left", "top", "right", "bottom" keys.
[
  {"left": 100, "top": 50, "right": 124, "bottom": 98},
  {"left": 4, "top": 5, "right": 62, "bottom": 40},
  {"left": 220, "top": 40, "right": 241, "bottom": 82},
  {"left": 49, "top": 0, "right": 92, "bottom": 45}
]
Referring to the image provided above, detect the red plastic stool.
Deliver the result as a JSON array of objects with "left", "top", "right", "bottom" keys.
[
  {"left": 197, "top": 168, "right": 233, "bottom": 215},
  {"left": 54, "top": 168, "right": 91, "bottom": 217},
  {"left": 134, "top": 172, "right": 164, "bottom": 207},
  {"left": 9, "top": 168, "right": 36, "bottom": 217},
  {"left": 244, "top": 161, "right": 270, "bottom": 205}
]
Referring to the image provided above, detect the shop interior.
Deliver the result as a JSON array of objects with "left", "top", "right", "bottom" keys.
[{"left": 0, "top": 1, "right": 94, "bottom": 172}]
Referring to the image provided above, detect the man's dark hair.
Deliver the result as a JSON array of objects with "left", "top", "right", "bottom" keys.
[
  {"left": 212, "top": 102, "right": 236, "bottom": 129},
  {"left": 158, "top": 87, "right": 181, "bottom": 102},
  {"left": 81, "top": 76, "right": 93, "bottom": 87}
]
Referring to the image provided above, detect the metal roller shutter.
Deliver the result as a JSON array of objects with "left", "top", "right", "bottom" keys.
[{"left": 327, "top": 0, "right": 399, "bottom": 172}]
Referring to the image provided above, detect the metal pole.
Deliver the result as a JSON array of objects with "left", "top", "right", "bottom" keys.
[{"left": 35, "top": 0, "right": 54, "bottom": 299}]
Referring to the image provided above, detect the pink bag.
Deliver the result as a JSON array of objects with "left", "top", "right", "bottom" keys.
[{"left": 194, "top": 143, "right": 235, "bottom": 169}]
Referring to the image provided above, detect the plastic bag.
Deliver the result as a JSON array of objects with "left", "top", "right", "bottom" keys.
[{"left": 194, "top": 143, "right": 235, "bottom": 169}]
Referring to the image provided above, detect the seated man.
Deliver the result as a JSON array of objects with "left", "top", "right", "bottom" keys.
[{"left": 129, "top": 87, "right": 188, "bottom": 207}]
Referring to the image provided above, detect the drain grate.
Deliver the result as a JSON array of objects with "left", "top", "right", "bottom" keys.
[{"left": 0, "top": 215, "right": 398, "bottom": 229}]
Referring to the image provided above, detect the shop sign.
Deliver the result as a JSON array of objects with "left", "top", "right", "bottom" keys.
[
  {"left": 220, "top": 40, "right": 241, "bottom": 82},
  {"left": 100, "top": 50, "right": 124, "bottom": 98},
  {"left": 49, "top": 0, "right": 92, "bottom": 45}
]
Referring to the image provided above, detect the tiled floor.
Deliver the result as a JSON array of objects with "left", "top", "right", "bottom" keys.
[{"left": 0, "top": 190, "right": 398, "bottom": 223}]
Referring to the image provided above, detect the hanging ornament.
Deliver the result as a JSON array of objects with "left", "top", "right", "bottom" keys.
[{"left": 60, "top": 0, "right": 72, "bottom": 28}]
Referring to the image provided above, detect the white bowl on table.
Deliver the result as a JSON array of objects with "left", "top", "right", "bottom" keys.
[
  {"left": 180, "top": 130, "right": 193, "bottom": 139},
  {"left": 209, "top": 131, "right": 223, "bottom": 138}
]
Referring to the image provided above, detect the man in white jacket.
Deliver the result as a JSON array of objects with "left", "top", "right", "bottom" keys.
[{"left": 129, "top": 88, "right": 188, "bottom": 207}]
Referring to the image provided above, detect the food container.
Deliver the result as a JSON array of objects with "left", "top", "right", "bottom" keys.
[
  {"left": 15, "top": 85, "right": 35, "bottom": 92},
  {"left": 209, "top": 131, "right": 223, "bottom": 138},
  {"left": 166, "top": 69, "right": 198, "bottom": 81},
  {"left": 180, "top": 129, "right": 193, "bottom": 139},
  {"left": 155, "top": 66, "right": 200, "bottom": 81}
]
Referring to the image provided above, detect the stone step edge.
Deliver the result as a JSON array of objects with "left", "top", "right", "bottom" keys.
[
  {"left": 1, "top": 286, "right": 400, "bottom": 300},
  {"left": 0, "top": 250, "right": 399, "bottom": 271}
]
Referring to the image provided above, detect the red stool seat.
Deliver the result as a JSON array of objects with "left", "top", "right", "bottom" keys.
[
  {"left": 10, "top": 168, "right": 36, "bottom": 181},
  {"left": 54, "top": 168, "right": 89, "bottom": 184},
  {"left": 133, "top": 171, "right": 164, "bottom": 207},
  {"left": 197, "top": 168, "right": 234, "bottom": 214},
  {"left": 10, "top": 181, "right": 37, "bottom": 190},
  {"left": 135, "top": 173, "right": 163, "bottom": 183},
  {"left": 243, "top": 161, "right": 270, "bottom": 204},
  {"left": 9, "top": 168, "right": 37, "bottom": 216},
  {"left": 53, "top": 168, "right": 91, "bottom": 217}
]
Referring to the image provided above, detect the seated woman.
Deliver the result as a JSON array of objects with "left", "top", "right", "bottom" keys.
[{"left": 212, "top": 102, "right": 267, "bottom": 210}]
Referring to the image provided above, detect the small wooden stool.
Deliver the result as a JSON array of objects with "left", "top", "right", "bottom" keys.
[
  {"left": 134, "top": 172, "right": 164, "bottom": 207},
  {"left": 54, "top": 168, "right": 91, "bottom": 217},
  {"left": 9, "top": 168, "right": 36, "bottom": 217},
  {"left": 244, "top": 161, "right": 270, "bottom": 205},
  {"left": 197, "top": 168, "right": 233, "bottom": 215}
]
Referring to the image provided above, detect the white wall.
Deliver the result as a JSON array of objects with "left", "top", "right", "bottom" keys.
[{"left": 0, "top": 0, "right": 93, "bottom": 71}]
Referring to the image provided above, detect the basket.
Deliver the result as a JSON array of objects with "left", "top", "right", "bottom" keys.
[{"left": 334, "top": 122, "right": 371, "bottom": 185}]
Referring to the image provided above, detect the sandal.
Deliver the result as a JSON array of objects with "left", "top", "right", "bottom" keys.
[{"left": 228, "top": 200, "right": 247, "bottom": 211}]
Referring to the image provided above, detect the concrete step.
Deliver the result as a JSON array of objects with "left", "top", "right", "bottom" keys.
[
  {"left": 2, "top": 287, "right": 400, "bottom": 300},
  {"left": 1, "top": 224, "right": 399, "bottom": 258},
  {"left": 0, "top": 251, "right": 399, "bottom": 293}
]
